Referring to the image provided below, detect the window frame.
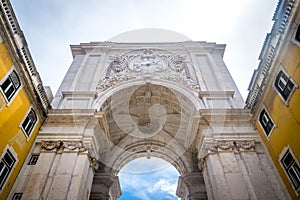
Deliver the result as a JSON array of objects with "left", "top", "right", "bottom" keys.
[
  {"left": 273, "top": 66, "right": 298, "bottom": 105},
  {"left": 258, "top": 106, "right": 276, "bottom": 138},
  {"left": 19, "top": 107, "right": 38, "bottom": 140},
  {"left": 28, "top": 154, "right": 39, "bottom": 165},
  {"left": 292, "top": 23, "right": 300, "bottom": 47},
  {"left": 0, "top": 146, "right": 18, "bottom": 190},
  {"left": 0, "top": 67, "right": 22, "bottom": 106},
  {"left": 12, "top": 193, "right": 23, "bottom": 200},
  {"left": 279, "top": 146, "right": 300, "bottom": 195}
]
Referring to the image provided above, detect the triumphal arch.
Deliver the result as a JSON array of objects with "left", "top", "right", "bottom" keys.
[{"left": 11, "top": 39, "right": 289, "bottom": 199}]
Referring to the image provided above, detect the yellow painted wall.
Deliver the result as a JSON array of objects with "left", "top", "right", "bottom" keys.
[
  {"left": 255, "top": 42, "right": 300, "bottom": 199},
  {"left": 0, "top": 38, "right": 42, "bottom": 199}
]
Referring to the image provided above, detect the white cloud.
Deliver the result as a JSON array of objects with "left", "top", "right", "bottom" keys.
[
  {"left": 148, "top": 179, "right": 178, "bottom": 198},
  {"left": 118, "top": 158, "right": 179, "bottom": 199}
]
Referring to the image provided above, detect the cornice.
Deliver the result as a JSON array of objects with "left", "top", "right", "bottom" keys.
[
  {"left": 70, "top": 41, "right": 226, "bottom": 57},
  {"left": 245, "top": 0, "right": 297, "bottom": 111},
  {"left": 0, "top": 0, "right": 51, "bottom": 111},
  {"left": 199, "top": 108, "right": 253, "bottom": 122}
]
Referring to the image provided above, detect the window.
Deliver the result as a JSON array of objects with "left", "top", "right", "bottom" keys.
[
  {"left": 258, "top": 108, "right": 274, "bottom": 137},
  {"left": 292, "top": 24, "right": 300, "bottom": 47},
  {"left": 0, "top": 70, "right": 21, "bottom": 103},
  {"left": 20, "top": 107, "right": 37, "bottom": 138},
  {"left": 0, "top": 149, "right": 16, "bottom": 189},
  {"left": 28, "top": 154, "right": 39, "bottom": 165},
  {"left": 274, "top": 70, "right": 296, "bottom": 102},
  {"left": 280, "top": 149, "right": 300, "bottom": 193},
  {"left": 12, "top": 193, "right": 23, "bottom": 200},
  {"left": 295, "top": 24, "right": 300, "bottom": 43}
]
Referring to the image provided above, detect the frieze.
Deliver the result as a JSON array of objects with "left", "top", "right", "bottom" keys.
[
  {"left": 97, "top": 49, "right": 199, "bottom": 91},
  {"left": 234, "top": 140, "right": 256, "bottom": 151},
  {"left": 199, "top": 139, "right": 257, "bottom": 159},
  {"left": 40, "top": 140, "right": 87, "bottom": 153}
]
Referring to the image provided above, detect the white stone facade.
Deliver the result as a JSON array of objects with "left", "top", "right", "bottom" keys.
[{"left": 10, "top": 41, "right": 289, "bottom": 199}]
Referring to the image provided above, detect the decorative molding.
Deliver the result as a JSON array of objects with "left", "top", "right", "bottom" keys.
[
  {"left": 235, "top": 140, "right": 256, "bottom": 151},
  {"left": 97, "top": 49, "right": 199, "bottom": 92},
  {"left": 199, "top": 90, "right": 235, "bottom": 98},
  {"left": 61, "top": 91, "right": 98, "bottom": 98},
  {"left": 110, "top": 141, "right": 187, "bottom": 175},
  {"left": 40, "top": 140, "right": 87, "bottom": 154},
  {"left": 199, "top": 139, "right": 257, "bottom": 160}
]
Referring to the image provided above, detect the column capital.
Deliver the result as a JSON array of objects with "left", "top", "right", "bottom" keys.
[
  {"left": 198, "top": 138, "right": 259, "bottom": 160},
  {"left": 39, "top": 140, "right": 88, "bottom": 154}
]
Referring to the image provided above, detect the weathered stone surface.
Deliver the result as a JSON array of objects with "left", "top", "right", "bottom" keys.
[
  {"left": 225, "top": 173, "right": 249, "bottom": 199},
  {"left": 22, "top": 173, "right": 48, "bottom": 200},
  {"left": 48, "top": 174, "right": 72, "bottom": 200},
  {"left": 220, "top": 152, "right": 240, "bottom": 173}
]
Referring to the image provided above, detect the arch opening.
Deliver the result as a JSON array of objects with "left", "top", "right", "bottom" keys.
[
  {"left": 90, "top": 83, "right": 205, "bottom": 199},
  {"left": 117, "top": 157, "right": 180, "bottom": 200},
  {"left": 95, "top": 83, "right": 199, "bottom": 173}
]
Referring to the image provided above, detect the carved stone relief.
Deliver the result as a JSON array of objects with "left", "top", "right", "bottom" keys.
[
  {"left": 97, "top": 49, "right": 199, "bottom": 91},
  {"left": 198, "top": 139, "right": 257, "bottom": 161},
  {"left": 40, "top": 140, "right": 88, "bottom": 154}
]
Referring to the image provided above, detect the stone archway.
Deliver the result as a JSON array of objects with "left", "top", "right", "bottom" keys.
[
  {"left": 10, "top": 42, "right": 289, "bottom": 200},
  {"left": 90, "top": 83, "right": 206, "bottom": 199}
]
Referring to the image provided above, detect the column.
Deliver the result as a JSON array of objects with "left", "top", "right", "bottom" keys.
[
  {"left": 22, "top": 140, "right": 94, "bottom": 200},
  {"left": 199, "top": 140, "right": 281, "bottom": 200}
]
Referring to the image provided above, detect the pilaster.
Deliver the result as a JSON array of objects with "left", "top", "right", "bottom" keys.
[
  {"left": 198, "top": 139, "right": 285, "bottom": 200},
  {"left": 21, "top": 140, "right": 94, "bottom": 200},
  {"left": 196, "top": 108, "right": 289, "bottom": 199},
  {"left": 9, "top": 109, "right": 113, "bottom": 199}
]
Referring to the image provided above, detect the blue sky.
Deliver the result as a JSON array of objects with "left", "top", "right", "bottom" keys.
[
  {"left": 10, "top": 1, "right": 278, "bottom": 199},
  {"left": 118, "top": 157, "right": 179, "bottom": 200}
]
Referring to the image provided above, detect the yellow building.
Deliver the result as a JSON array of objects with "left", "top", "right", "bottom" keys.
[
  {"left": 0, "top": 1, "right": 51, "bottom": 199},
  {"left": 246, "top": 0, "right": 300, "bottom": 198}
]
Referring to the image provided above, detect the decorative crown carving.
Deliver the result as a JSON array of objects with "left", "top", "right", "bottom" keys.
[{"left": 97, "top": 49, "right": 199, "bottom": 91}]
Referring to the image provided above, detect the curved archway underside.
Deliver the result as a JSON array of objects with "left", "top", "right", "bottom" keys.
[{"left": 96, "top": 83, "right": 199, "bottom": 176}]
